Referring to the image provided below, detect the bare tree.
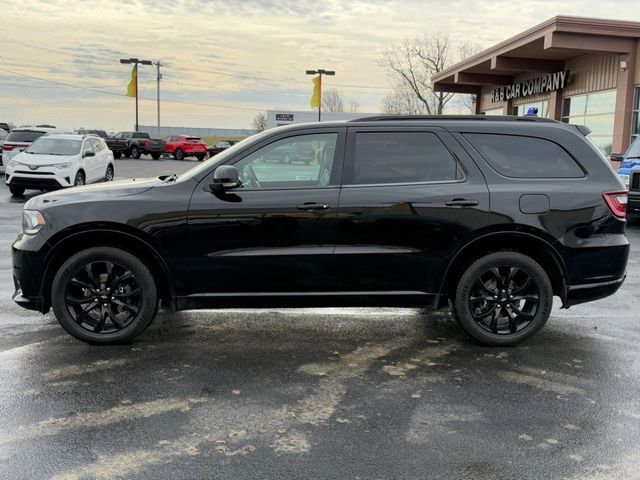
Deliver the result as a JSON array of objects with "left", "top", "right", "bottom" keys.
[
  {"left": 347, "top": 100, "right": 360, "bottom": 113},
  {"left": 323, "top": 89, "right": 345, "bottom": 112},
  {"left": 252, "top": 112, "right": 267, "bottom": 132},
  {"left": 381, "top": 84, "right": 429, "bottom": 115},
  {"left": 382, "top": 33, "right": 481, "bottom": 115}
]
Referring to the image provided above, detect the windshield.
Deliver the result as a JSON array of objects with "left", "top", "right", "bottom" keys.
[
  {"left": 627, "top": 137, "right": 640, "bottom": 158},
  {"left": 26, "top": 137, "right": 82, "bottom": 155},
  {"left": 6, "top": 130, "right": 46, "bottom": 143},
  {"left": 177, "top": 131, "right": 267, "bottom": 180}
]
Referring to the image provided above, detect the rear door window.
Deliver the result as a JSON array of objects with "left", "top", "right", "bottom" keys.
[
  {"left": 346, "top": 131, "right": 460, "bottom": 185},
  {"left": 6, "top": 131, "right": 46, "bottom": 143},
  {"left": 464, "top": 133, "right": 584, "bottom": 178}
]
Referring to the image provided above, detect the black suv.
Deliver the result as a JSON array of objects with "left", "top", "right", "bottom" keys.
[{"left": 12, "top": 116, "right": 629, "bottom": 345}]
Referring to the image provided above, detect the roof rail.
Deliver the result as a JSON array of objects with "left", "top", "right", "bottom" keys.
[{"left": 350, "top": 115, "right": 558, "bottom": 123}]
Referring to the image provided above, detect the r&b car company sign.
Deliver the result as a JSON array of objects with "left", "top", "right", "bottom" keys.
[{"left": 491, "top": 70, "right": 569, "bottom": 103}]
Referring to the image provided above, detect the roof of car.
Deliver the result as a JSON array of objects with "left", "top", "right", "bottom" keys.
[{"left": 39, "top": 133, "right": 93, "bottom": 140}]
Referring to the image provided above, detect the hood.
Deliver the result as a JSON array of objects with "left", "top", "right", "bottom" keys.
[
  {"left": 15, "top": 152, "right": 79, "bottom": 165},
  {"left": 25, "top": 177, "right": 163, "bottom": 210}
]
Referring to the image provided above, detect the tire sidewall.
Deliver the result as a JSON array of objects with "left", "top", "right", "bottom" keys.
[
  {"left": 454, "top": 252, "right": 553, "bottom": 346},
  {"left": 51, "top": 247, "right": 158, "bottom": 344}
]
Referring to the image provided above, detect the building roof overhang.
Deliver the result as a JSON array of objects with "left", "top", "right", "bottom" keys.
[{"left": 432, "top": 15, "right": 640, "bottom": 93}]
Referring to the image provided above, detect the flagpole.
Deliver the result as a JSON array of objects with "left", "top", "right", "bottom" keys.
[
  {"left": 306, "top": 68, "right": 335, "bottom": 122},
  {"left": 120, "top": 58, "right": 153, "bottom": 132},
  {"left": 135, "top": 64, "right": 139, "bottom": 132}
]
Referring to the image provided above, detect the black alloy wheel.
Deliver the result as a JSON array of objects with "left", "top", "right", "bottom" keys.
[
  {"left": 64, "top": 261, "right": 142, "bottom": 334},
  {"left": 51, "top": 247, "right": 158, "bottom": 344},
  {"left": 151, "top": 153, "right": 161, "bottom": 160},
  {"left": 469, "top": 266, "right": 540, "bottom": 335},
  {"left": 74, "top": 171, "right": 85, "bottom": 186},
  {"left": 452, "top": 251, "right": 552, "bottom": 346}
]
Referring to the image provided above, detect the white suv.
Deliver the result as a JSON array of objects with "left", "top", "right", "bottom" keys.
[{"left": 5, "top": 134, "right": 114, "bottom": 196}]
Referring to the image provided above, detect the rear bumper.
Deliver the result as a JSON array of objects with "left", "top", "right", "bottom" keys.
[
  {"left": 628, "top": 191, "right": 640, "bottom": 215},
  {"left": 143, "top": 145, "right": 165, "bottom": 154},
  {"left": 564, "top": 275, "right": 626, "bottom": 307}
]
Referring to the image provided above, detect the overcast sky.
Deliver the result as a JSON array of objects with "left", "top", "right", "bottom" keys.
[{"left": 0, "top": 0, "right": 636, "bottom": 131}]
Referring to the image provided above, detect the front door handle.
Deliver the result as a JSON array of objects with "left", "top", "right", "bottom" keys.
[
  {"left": 445, "top": 199, "right": 479, "bottom": 207},
  {"left": 297, "top": 202, "right": 331, "bottom": 211}
]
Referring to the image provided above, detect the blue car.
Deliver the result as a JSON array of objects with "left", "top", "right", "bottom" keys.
[{"left": 615, "top": 136, "right": 640, "bottom": 188}]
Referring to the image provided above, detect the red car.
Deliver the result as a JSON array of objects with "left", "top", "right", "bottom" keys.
[{"left": 164, "top": 135, "right": 208, "bottom": 161}]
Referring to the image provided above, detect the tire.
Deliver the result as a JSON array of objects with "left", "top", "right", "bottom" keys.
[
  {"left": 105, "top": 164, "right": 114, "bottom": 182},
  {"left": 130, "top": 146, "right": 141, "bottom": 159},
  {"left": 174, "top": 148, "right": 184, "bottom": 161},
  {"left": 195, "top": 154, "right": 205, "bottom": 162},
  {"left": 123, "top": 150, "right": 131, "bottom": 159},
  {"left": 74, "top": 171, "right": 85, "bottom": 186},
  {"left": 9, "top": 184, "right": 25, "bottom": 196},
  {"left": 51, "top": 247, "right": 158, "bottom": 344},
  {"left": 451, "top": 251, "right": 552, "bottom": 346},
  {"left": 113, "top": 151, "right": 122, "bottom": 159},
  {"left": 151, "top": 153, "right": 161, "bottom": 160}
]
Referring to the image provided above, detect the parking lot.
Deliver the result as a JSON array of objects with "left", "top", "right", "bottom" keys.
[{"left": 1, "top": 156, "right": 639, "bottom": 479}]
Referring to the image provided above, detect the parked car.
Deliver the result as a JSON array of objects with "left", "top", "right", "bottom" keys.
[
  {"left": 12, "top": 116, "right": 628, "bottom": 346},
  {"left": 112, "top": 131, "right": 164, "bottom": 160},
  {"left": 78, "top": 129, "right": 128, "bottom": 159},
  {"left": 616, "top": 137, "right": 640, "bottom": 216},
  {"left": 164, "top": 135, "right": 207, "bottom": 161},
  {"left": 1, "top": 126, "right": 59, "bottom": 165},
  {"left": 5, "top": 133, "right": 114, "bottom": 196},
  {"left": 260, "top": 140, "right": 315, "bottom": 164},
  {"left": 0, "top": 128, "right": 8, "bottom": 169},
  {"left": 207, "top": 140, "right": 237, "bottom": 157}
]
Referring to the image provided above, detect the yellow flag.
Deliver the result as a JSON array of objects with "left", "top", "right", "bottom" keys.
[
  {"left": 126, "top": 65, "right": 137, "bottom": 97},
  {"left": 310, "top": 76, "right": 321, "bottom": 108}
]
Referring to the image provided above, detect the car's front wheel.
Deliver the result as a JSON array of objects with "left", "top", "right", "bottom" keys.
[
  {"left": 451, "top": 251, "right": 552, "bottom": 346},
  {"left": 74, "top": 171, "right": 85, "bottom": 186},
  {"left": 9, "top": 184, "right": 25, "bottom": 196},
  {"left": 174, "top": 148, "right": 184, "bottom": 160},
  {"left": 51, "top": 247, "right": 158, "bottom": 344},
  {"left": 131, "top": 146, "right": 141, "bottom": 159}
]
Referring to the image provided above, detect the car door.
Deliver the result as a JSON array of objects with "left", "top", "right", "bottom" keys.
[
  {"left": 164, "top": 136, "right": 176, "bottom": 154},
  {"left": 334, "top": 126, "right": 489, "bottom": 295},
  {"left": 80, "top": 138, "right": 98, "bottom": 182},
  {"left": 185, "top": 127, "right": 345, "bottom": 296}
]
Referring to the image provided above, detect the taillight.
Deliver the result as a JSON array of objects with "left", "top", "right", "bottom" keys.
[
  {"left": 143, "top": 140, "right": 149, "bottom": 147},
  {"left": 603, "top": 190, "right": 628, "bottom": 219},
  {"left": 3, "top": 145, "right": 14, "bottom": 151}
]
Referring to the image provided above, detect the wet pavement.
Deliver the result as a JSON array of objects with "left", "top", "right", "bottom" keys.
[{"left": 0, "top": 158, "right": 639, "bottom": 479}]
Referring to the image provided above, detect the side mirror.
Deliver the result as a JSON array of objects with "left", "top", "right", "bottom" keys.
[
  {"left": 84, "top": 151, "right": 95, "bottom": 158},
  {"left": 210, "top": 165, "right": 242, "bottom": 192}
]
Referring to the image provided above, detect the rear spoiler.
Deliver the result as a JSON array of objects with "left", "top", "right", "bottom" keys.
[{"left": 574, "top": 124, "right": 592, "bottom": 136}]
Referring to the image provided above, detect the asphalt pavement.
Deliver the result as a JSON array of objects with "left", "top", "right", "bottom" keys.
[{"left": 0, "top": 157, "right": 639, "bottom": 479}]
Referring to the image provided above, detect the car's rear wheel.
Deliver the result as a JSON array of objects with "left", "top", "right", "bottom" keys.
[
  {"left": 195, "top": 154, "right": 205, "bottom": 161},
  {"left": 451, "top": 251, "right": 552, "bottom": 346},
  {"left": 174, "top": 148, "right": 184, "bottom": 160},
  {"left": 105, "top": 165, "right": 114, "bottom": 182},
  {"left": 9, "top": 184, "right": 25, "bottom": 196},
  {"left": 131, "top": 146, "right": 141, "bottom": 159},
  {"left": 51, "top": 247, "right": 158, "bottom": 344},
  {"left": 151, "top": 153, "right": 161, "bottom": 160},
  {"left": 113, "top": 151, "right": 122, "bottom": 159},
  {"left": 74, "top": 171, "right": 85, "bottom": 186}
]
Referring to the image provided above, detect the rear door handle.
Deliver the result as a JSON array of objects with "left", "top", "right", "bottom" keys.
[
  {"left": 297, "top": 202, "right": 331, "bottom": 211},
  {"left": 445, "top": 199, "right": 479, "bottom": 207}
]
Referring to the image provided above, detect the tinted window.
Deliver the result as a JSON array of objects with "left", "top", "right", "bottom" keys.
[
  {"left": 348, "top": 132, "right": 458, "bottom": 185},
  {"left": 233, "top": 133, "right": 338, "bottom": 189},
  {"left": 6, "top": 130, "right": 46, "bottom": 143},
  {"left": 133, "top": 132, "right": 150, "bottom": 139},
  {"left": 464, "top": 133, "right": 584, "bottom": 178}
]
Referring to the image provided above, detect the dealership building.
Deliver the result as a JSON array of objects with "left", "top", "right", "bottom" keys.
[{"left": 433, "top": 16, "right": 640, "bottom": 156}]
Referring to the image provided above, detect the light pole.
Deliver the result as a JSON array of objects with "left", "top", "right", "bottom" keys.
[
  {"left": 153, "top": 60, "right": 168, "bottom": 136},
  {"left": 306, "top": 68, "right": 335, "bottom": 121},
  {"left": 120, "top": 58, "right": 152, "bottom": 131}
]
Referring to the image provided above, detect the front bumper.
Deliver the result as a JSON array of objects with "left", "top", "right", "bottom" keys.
[
  {"left": 5, "top": 167, "right": 72, "bottom": 190},
  {"left": 12, "top": 243, "right": 49, "bottom": 313}
]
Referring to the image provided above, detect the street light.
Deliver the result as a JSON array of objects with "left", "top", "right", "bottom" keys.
[
  {"left": 306, "top": 68, "right": 335, "bottom": 121},
  {"left": 120, "top": 58, "right": 153, "bottom": 131}
]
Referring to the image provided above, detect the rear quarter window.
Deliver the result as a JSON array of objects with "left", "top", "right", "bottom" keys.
[{"left": 464, "top": 133, "right": 584, "bottom": 178}]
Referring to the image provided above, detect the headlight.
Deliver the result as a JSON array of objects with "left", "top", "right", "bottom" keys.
[
  {"left": 22, "top": 210, "right": 46, "bottom": 235},
  {"left": 52, "top": 163, "right": 72, "bottom": 169},
  {"left": 7, "top": 159, "right": 19, "bottom": 167},
  {"left": 618, "top": 174, "right": 630, "bottom": 188}
]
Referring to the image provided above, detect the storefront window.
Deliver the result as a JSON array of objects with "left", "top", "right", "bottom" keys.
[
  {"left": 632, "top": 86, "right": 640, "bottom": 140},
  {"left": 562, "top": 89, "right": 616, "bottom": 155},
  {"left": 513, "top": 101, "right": 549, "bottom": 118}
]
